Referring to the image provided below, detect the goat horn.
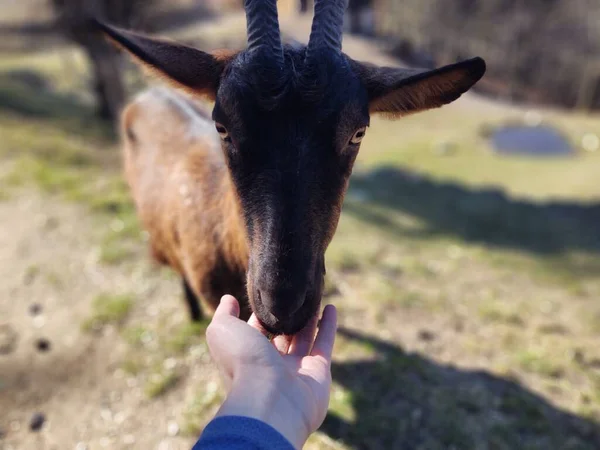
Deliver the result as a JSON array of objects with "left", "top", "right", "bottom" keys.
[
  {"left": 305, "top": 0, "right": 347, "bottom": 62},
  {"left": 244, "top": 0, "right": 284, "bottom": 66}
]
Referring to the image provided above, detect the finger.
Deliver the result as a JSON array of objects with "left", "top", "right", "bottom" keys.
[
  {"left": 288, "top": 313, "right": 318, "bottom": 356},
  {"left": 213, "top": 295, "right": 240, "bottom": 320},
  {"left": 273, "top": 334, "right": 292, "bottom": 354},
  {"left": 310, "top": 305, "right": 337, "bottom": 362},
  {"left": 247, "top": 313, "right": 271, "bottom": 336}
]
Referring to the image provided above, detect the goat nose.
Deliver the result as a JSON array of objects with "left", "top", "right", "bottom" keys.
[{"left": 257, "top": 288, "right": 306, "bottom": 322}]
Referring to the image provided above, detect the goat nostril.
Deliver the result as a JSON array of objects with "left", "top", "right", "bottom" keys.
[{"left": 256, "top": 289, "right": 262, "bottom": 302}]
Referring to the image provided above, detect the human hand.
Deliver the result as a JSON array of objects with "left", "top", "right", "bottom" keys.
[{"left": 205, "top": 295, "right": 337, "bottom": 449}]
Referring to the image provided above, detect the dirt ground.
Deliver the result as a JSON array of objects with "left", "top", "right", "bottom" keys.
[{"left": 0, "top": 191, "right": 221, "bottom": 450}]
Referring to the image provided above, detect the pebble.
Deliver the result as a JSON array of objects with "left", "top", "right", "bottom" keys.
[
  {"left": 113, "top": 411, "right": 127, "bottom": 425},
  {"left": 167, "top": 421, "right": 179, "bottom": 437},
  {"left": 29, "top": 304, "right": 42, "bottom": 316},
  {"left": 99, "top": 437, "right": 112, "bottom": 447},
  {"left": 163, "top": 358, "right": 177, "bottom": 371},
  {"left": 29, "top": 413, "right": 45, "bottom": 432},
  {"left": 582, "top": 133, "right": 599, "bottom": 152},
  {"left": 33, "top": 316, "right": 45, "bottom": 329},
  {"left": 75, "top": 443, "right": 88, "bottom": 450},
  {"left": 123, "top": 434, "right": 136, "bottom": 445},
  {"left": 417, "top": 330, "right": 436, "bottom": 342},
  {"left": 10, "top": 421, "right": 20, "bottom": 432},
  {"left": 36, "top": 338, "right": 51, "bottom": 353}
]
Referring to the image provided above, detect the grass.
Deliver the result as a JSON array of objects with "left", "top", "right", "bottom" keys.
[
  {"left": 182, "top": 383, "right": 224, "bottom": 436},
  {"left": 164, "top": 321, "right": 210, "bottom": 354},
  {"left": 22, "top": 263, "right": 40, "bottom": 285},
  {"left": 516, "top": 350, "right": 565, "bottom": 378},
  {"left": 2, "top": 28, "right": 600, "bottom": 449},
  {"left": 44, "top": 270, "right": 64, "bottom": 289},
  {"left": 182, "top": 383, "right": 224, "bottom": 438},
  {"left": 478, "top": 302, "right": 526, "bottom": 326},
  {"left": 122, "top": 325, "right": 153, "bottom": 348},
  {"left": 121, "top": 356, "right": 144, "bottom": 376},
  {"left": 82, "top": 293, "right": 135, "bottom": 331},
  {"left": 144, "top": 370, "right": 181, "bottom": 399}
]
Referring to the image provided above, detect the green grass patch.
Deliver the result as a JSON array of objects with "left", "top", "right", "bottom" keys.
[
  {"left": 44, "top": 270, "right": 64, "bottom": 289},
  {"left": 22, "top": 263, "right": 41, "bottom": 285},
  {"left": 99, "top": 240, "right": 137, "bottom": 265},
  {"left": 182, "top": 384, "right": 224, "bottom": 436},
  {"left": 163, "top": 321, "right": 209, "bottom": 354},
  {"left": 82, "top": 293, "right": 135, "bottom": 331},
  {"left": 121, "top": 355, "right": 144, "bottom": 376},
  {"left": 516, "top": 350, "right": 565, "bottom": 378},
  {"left": 478, "top": 303, "right": 525, "bottom": 326},
  {"left": 0, "top": 188, "right": 10, "bottom": 201},
  {"left": 144, "top": 370, "right": 181, "bottom": 399},
  {"left": 122, "top": 325, "right": 153, "bottom": 348},
  {"left": 328, "top": 384, "right": 355, "bottom": 423}
]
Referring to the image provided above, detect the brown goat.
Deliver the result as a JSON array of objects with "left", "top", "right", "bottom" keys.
[
  {"left": 121, "top": 87, "right": 251, "bottom": 320},
  {"left": 101, "top": 0, "right": 485, "bottom": 335}
]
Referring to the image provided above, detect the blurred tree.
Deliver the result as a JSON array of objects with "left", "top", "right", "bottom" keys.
[{"left": 50, "top": 0, "right": 160, "bottom": 121}]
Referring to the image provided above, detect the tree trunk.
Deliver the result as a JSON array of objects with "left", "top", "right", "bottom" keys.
[
  {"left": 50, "top": 0, "right": 140, "bottom": 122},
  {"left": 84, "top": 42, "right": 126, "bottom": 122}
]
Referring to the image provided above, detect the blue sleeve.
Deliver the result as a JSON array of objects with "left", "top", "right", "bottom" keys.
[{"left": 192, "top": 416, "right": 295, "bottom": 450}]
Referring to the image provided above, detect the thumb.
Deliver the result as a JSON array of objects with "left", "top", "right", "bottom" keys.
[
  {"left": 206, "top": 296, "right": 241, "bottom": 384},
  {"left": 213, "top": 295, "right": 241, "bottom": 320}
]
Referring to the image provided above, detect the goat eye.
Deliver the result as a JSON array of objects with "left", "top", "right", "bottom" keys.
[
  {"left": 350, "top": 127, "right": 366, "bottom": 145},
  {"left": 215, "top": 123, "right": 231, "bottom": 142}
]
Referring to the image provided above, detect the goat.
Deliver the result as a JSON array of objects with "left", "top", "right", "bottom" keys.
[{"left": 96, "top": 0, "right": 486, "bottom": 336}]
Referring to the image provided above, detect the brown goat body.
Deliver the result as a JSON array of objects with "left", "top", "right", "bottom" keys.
[{"left": 120, "top": 86, "right": 251, "bottom": 320}]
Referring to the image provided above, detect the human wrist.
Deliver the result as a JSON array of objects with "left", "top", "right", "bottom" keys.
[{"left": 215, "top": 370, "right": 309, "bottom": 449}]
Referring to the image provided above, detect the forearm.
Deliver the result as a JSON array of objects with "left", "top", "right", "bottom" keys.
[{"left": 212, "top": 373, "right": 310, "bottom": 450}]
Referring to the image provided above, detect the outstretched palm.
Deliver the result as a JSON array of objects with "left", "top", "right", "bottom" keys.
[{"left": 206, "top": 295, "right": 337, "bottom": 449}]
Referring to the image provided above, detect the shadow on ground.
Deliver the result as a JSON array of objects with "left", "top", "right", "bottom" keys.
[
  {"left": 0, "top": 66, "right": 121, "bottom": 143},
  {"left": 0, "top": 71, "right": 90, "bottom": 118},
  {"left": 322, "top": 327, "right": 600, "bottom": 450},
  {"left": 346, "top": 166, "right": 600, "bottom": 256}
]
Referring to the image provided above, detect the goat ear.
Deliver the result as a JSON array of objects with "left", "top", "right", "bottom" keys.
[
  {"left": 352, "top": 57, "right": 486, "bottom": 118},
  {"left": 91, "top": 19, "right": 236, "bottom": 100}
]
